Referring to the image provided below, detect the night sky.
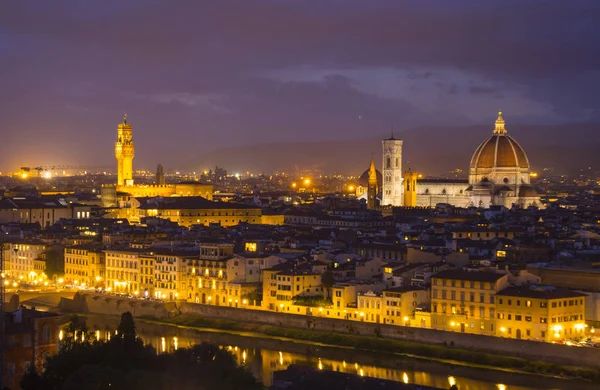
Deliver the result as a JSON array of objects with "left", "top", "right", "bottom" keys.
[{"left": 1, "top": 1, "right": 599, "bottom": 174}]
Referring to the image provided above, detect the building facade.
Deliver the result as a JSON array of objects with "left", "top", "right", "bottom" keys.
[
  {"left": 104, "top": 248, "right": 142, "bottom": 294},
  {"left": 431, "top": 270, "right": 509, "bottom": 335},
  {"left": 101, "top": 115, "right": 213, "bottom": 207},
  {"left": 2, "top": 240, "right": 46, "bottom": 282},
  {"left": 410, "top": 113, "right": 542, "bottom": 209},
  {"left": 495, "top": 285, "right": 587, "bottom": 342}
]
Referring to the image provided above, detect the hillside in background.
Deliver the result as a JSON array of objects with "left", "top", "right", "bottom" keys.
[{"left": 189, "top": 123, "right": 600, "bottom": 177}]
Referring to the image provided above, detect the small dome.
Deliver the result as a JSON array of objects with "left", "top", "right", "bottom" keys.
[
  {"left": 357, "top": 169, "right": 382, "bottom": 187},
  {"left": 470, "top": 112, "right": 530, "bottom": 170}
]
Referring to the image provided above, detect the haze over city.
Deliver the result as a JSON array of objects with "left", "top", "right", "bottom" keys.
[{"left": 1, "top": 0, "right": 599, "bottom": 174}]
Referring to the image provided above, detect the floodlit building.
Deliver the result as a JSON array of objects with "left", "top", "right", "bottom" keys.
[
  {"left": 101, "top": 115, "right": 213, "bottom": 207},
  {"left": 64, "top": 245, "right": 105, "bottom": 288},
  {"left": 153, "top": 250, "right": 196, "bottom": 301},
  {"left": 405, "top": 112, "right": 542, "bottom": 209},
  {"left": 2, "top": 240, "right": 46, "bottom": 282},
  {"left": 431, "top": 269, "right": 509, "bottom": 335},
  {"left": 104, "top": 248, "right": 143, "bottom": 294},
  {"left": 381, "top": 134, "right": 404, "bottom": 206},
  {"left": 495, "top": 285, "right": 587, "bottom": 342}
]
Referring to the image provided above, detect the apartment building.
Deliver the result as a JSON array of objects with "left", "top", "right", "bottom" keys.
[
  {"left": 496, "top": 285, "right": 587, "bottom": 342},
  {"left": 104, "top": 248, "right": 143, "bottom": 294},
  {"left": 431, "top": 269, "right": 509, "bottom": 335}
]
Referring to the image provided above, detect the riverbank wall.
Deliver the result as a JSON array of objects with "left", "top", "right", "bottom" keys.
[{"left": 59, "top": 292, "right": 600, "bottom": 369}]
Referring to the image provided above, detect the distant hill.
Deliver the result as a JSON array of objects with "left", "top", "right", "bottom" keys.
[{"left": 189, "top": 123, "right": 600, "bottom": 176}]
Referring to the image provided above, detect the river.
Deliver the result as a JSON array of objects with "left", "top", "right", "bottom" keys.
[{"left": 81, "top": 314, "right": 594, "bottom": 390}]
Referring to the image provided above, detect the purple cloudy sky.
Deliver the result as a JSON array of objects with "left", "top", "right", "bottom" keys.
[{"left": 0, "top": 0, "right": 598, "bottom": 173}]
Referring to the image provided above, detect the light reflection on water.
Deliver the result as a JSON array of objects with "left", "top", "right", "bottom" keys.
[
  {"left": 83, "top": 316, "right": 586, "bottom": 390},
  {"left": 140, "top": 333, "right": 535, "bottom": 390}
]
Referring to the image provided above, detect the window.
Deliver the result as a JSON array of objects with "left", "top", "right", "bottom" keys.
[
  {"left": 515, "top": 315, "right": 522, "bottom": 321},
  {"left": 470, "top": 292, "right": 475, "bottom": 302},
  {"left": 499, "top": 298, "right": 503, "bottom": 304},
  {"left": 526, "top": 300, "right": 532, "bottom": 308},
  {"left": 525, "top": 316, "right": 532, "bottom": 322},
  {"left": 516, "top": 300, "right": 521, "bottom": 307},
  {"left": 540, "top": 302, "right": 548, "bottom": 308},
  {"left": 451, "top": 291, "right": 456, "bottom": 300}
]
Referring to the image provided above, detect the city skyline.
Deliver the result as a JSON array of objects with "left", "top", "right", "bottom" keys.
[{"left": 1, "top": 1, "right": 599, "bottom": 174}]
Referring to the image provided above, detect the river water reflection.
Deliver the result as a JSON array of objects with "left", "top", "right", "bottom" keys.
[{"left": 84, "top": 315, "right": 593, "bottom": 390}]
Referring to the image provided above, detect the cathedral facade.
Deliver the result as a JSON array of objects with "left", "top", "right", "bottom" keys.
[
  {"left": 407, "top": 112, "right": 541, "bottom": 209},
  {"left": 364, "top": 112, "right": 542, "bottom": 209}
]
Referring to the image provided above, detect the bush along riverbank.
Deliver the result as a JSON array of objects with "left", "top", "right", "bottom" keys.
[{"left": 140, "top": 314, "right": 600, "bottom": 383}]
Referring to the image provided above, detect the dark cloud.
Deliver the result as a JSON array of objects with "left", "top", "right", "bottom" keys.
[{"left": 0, "top": 0, "right": 598, "bottom": 172}]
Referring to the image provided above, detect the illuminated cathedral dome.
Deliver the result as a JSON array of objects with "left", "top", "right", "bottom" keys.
[{"left": 470, "top": 112, "right": 530, "bottom": 170}]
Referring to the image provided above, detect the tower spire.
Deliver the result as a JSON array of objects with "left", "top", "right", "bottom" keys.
[
  {"left": 493, "top": 111, "right": 507, "bottom": 135},
  {"left": 123, "top": 112, "right": 128, "bottom": 124},
  {"left": 390, "top": 123, "right": 395, "bottom": 140}
]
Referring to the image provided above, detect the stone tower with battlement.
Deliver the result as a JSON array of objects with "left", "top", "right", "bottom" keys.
[
  {"left": 156, "top": 164, "right": 165, "bottom": 185},
  {"left": 115, "top": 114, "right": 135, "bottom": 186}
]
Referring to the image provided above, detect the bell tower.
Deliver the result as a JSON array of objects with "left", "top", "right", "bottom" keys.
[
  {"left": 403, "top": 170, "right": 418, "bottom": 207},
  {"left": 381, "top": 132, "right": 403, "bottom": 206},
  {"left": 367, "top": 158, "right": 378, "bottom": 210},
  {"left": 115, "top": 114, "right": 135, "bottom": 186}
]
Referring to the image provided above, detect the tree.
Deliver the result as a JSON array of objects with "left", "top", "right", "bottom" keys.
[
  {"left": 43, "top": 245, "right": 65, "bottom": 278},
  {"left": 114, "top": 311, "right": 143, "bottom": 354},
  {"left": 117, "top": 312, "right": 136, "bottom": 342},
  {"left": 321, "top": 270, "right": 336, "bottom": 299},
  {"left": 22, "top": 313, "right": 263, "bottom": 390}
]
